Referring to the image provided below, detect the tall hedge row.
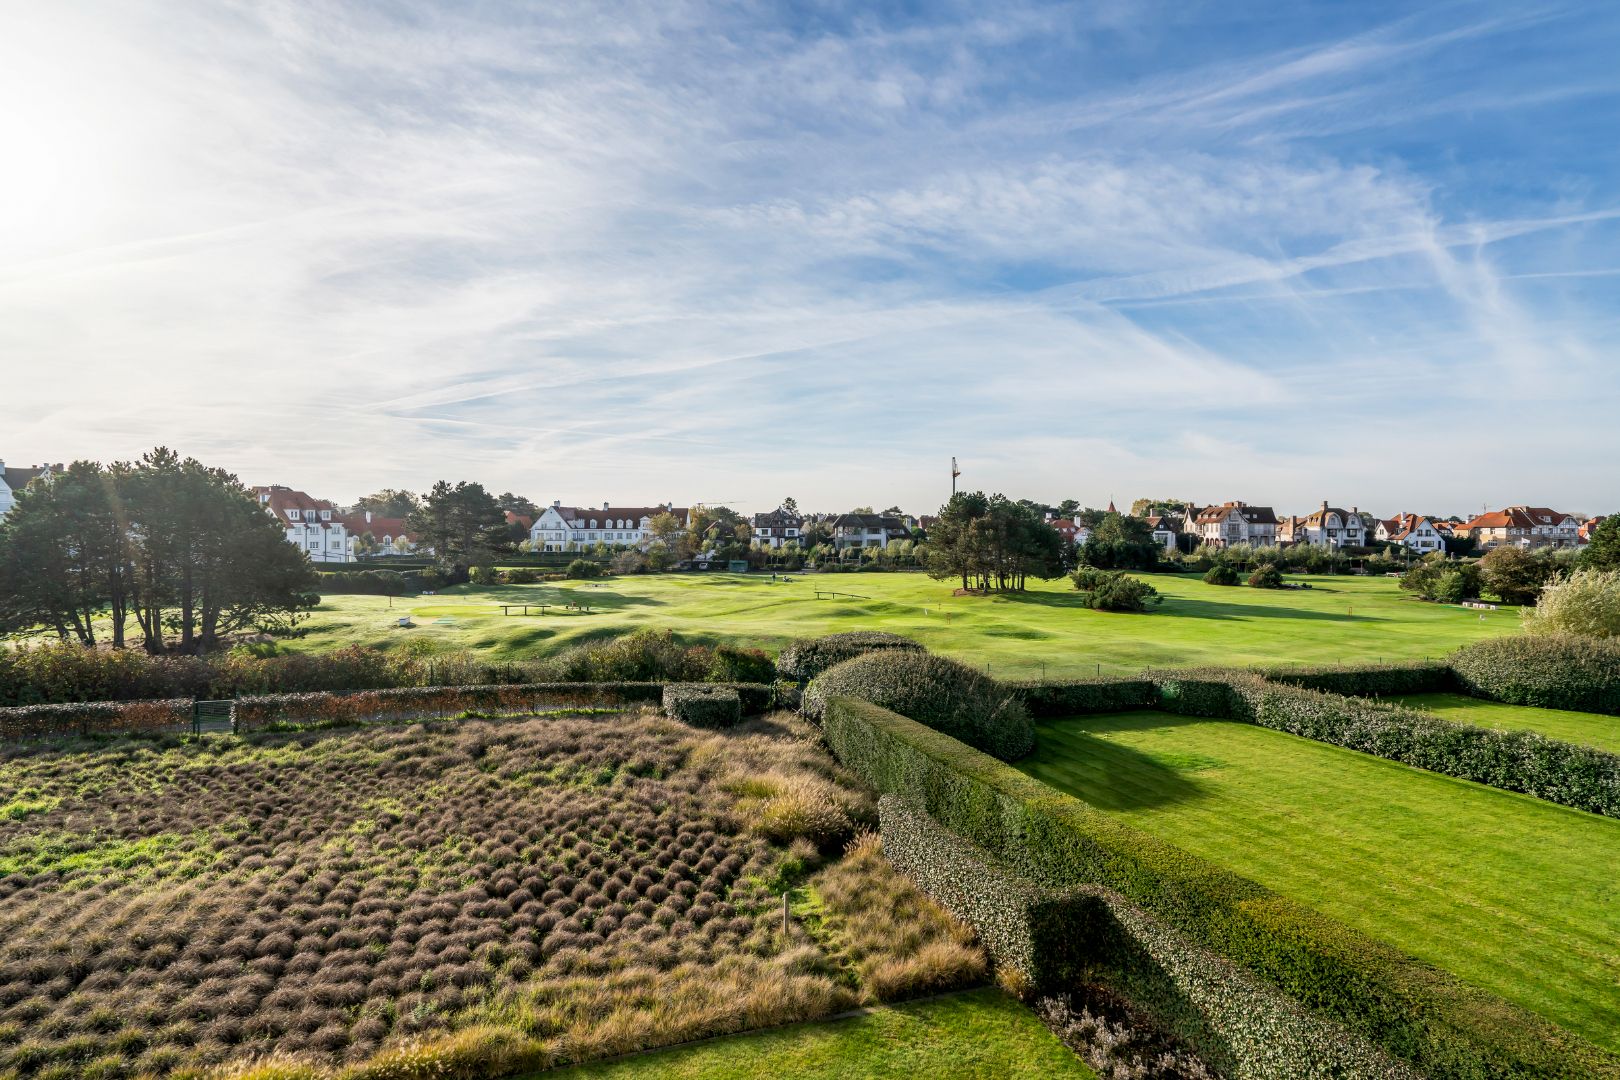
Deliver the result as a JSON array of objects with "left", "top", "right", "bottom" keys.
[
  {"left": 1006, "top": 677, "right": 1158, "bottom": 717},
  {"left": 823, "top": 696, "right": 1620, "bottom": 1080},
  {"left": 1153, "top": 669, "right": 1620, "bottom": 818},
  {"left": 774, "top": 631, "right": 925, "bottom": 684},
  {"left": 1257, "top": 660, "right": 1456, "bottom": 698},
  {"left": 1451, "top": 635, "right": 1620, "bottom": 715},
  {"left": 0, "top": 699, "right": 193, "bottom": 741}
]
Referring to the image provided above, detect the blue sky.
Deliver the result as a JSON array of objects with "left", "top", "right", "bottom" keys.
[{"left": 2, "top": 1, "right": 1617, "bottom": 517}]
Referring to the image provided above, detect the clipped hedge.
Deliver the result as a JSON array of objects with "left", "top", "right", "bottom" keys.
[
  {"left": 1258, "top": 660, "right": 1456, "bottom": 698},
  {"left": 823, "top": 696, "right": 1620, "bottom": 1080},
  {"left": 1154, "top": 668, "right": 1620, "bottom": 818},
  {"left": 0, "top": 699, "right": 192, "bottom": 741},
  {"left": 805, "top": 651, "right": 1034, "bottom": 762},
  {"left": 1008, "top": 678, "right": 1157, "bottom": 718},
  {"left": 881, "top": 796, "right": 1415, "bottom": 1079},
  {"left": 662, "top": 684, "right": 742, "bottom": 728},
  {"left": 879, "top": 795, "right": 1097, "bottom": 991},
  {"left": 1451, "top": 635, "right": 1620, "bottom": 715},
  {"left": 775, "top": 631, "right": 925, "bottom": 684}
]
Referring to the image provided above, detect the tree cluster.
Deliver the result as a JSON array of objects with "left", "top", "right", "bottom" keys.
[
  {"left": 1078, "top": 511, "right": 1164, "bottom": 570},
  {"left": 405, "top": 481, "right": 513, "bottom": 580},
  {"left": 924, "top": 492, "right": 1068, "bottom": 592},
  {"left": 0, "top": 448, "right": 318, "bottom": 653}
]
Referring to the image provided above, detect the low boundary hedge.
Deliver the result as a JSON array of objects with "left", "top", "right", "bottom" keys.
[
  {"left": 662, "top": 684, "right": 742, "bottom": 728},
  {"left": 1007, "top": 678, "right": 1157, "bottom": 718},
  {"left": 1153, "top": 669, "right": 1620, "bottom": 818},
  {"left": 824, "top": 696, "right": 1620, "bottom": 1079},
  {"left": 880, "top": 795, "right": 1416, "bottom": 1079},
  {"left": 1256, "top": 660, "right": 1456, "bottom": 698},
  {"left": 1451, "top": 636, "right": 1620, "bottom": 715},
  {"left": 0, "top": 682, "right": 775, "bottom": 740},
  {"left": 0, "top": 699, "right": 193, "bottom": 741}
]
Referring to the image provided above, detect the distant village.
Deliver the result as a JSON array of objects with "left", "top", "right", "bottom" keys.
[{"left": 0, "top": 459, "right": 1605, "bottom": 567}]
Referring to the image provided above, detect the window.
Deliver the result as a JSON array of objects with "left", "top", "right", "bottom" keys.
[
  {"left": 320, "top": 510, "right": 330, "bottom": 520},
  {"left": 288, "top": 509, "right": 301, "bottom": 521}
]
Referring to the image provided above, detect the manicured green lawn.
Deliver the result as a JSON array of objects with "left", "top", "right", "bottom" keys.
[
  {"left": 291, "top": 572, "right": 1518, "bottom": 679},
  {"left": 1396, "top": 692, "right": 1620, "bottom": 754},
  {"left": 539, "top": 989, "right": 1093, "bottom": 1079},
  {"left": 1017, "top": 713, "right": 1620, "bottom": 1050}
]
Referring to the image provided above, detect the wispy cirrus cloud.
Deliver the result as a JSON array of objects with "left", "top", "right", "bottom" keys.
[{"left": 0, "top": 0, "right": 1616, "bottom": 515}]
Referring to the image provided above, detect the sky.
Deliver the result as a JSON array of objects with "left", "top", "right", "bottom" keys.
[{"left": 2, "top": 1, "right": 1618, "bottom": 518}]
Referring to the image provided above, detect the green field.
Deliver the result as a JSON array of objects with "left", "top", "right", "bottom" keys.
[
  {"left": 297, "top": 572, "right": 1518, "bottom": 679},
  {"left": 542, "top": 989, "right": 1094, "bottom": 1079},
  {"left": 1017, "top": 713, "right": 1620, "bottom": 1050},
  {"left": 1397, "top": 692, "right": 1620, "bottom": 753}
]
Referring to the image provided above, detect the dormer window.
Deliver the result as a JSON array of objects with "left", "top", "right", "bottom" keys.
[
  {"left": 321, "top": 510, "right": 330, "bottom": 521},
  {"left": 288, "top": 509, "right": 301, "bottom": 521}
]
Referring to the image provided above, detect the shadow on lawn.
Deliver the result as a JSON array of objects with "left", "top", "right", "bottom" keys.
[
  {"left": 1022, "top": 717, "right": 1208, "bottom": 811},
  {"left": 1160, "top": 596, "right": 1384, "bottom": 623}
]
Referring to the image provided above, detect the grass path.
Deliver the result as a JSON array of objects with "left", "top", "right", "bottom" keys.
[
  {"left": 538, "top": 988, "right": 1094, "bottom": 1079},
  {"left": 290, "top": 572, "right": 1519, "bottom": 679},
  {"left": 1017, "top": 713, "right": 1620, "bottom": 1050},
  {"left": 1396, "top": 692, "right": 1620, "bottom": 753}
]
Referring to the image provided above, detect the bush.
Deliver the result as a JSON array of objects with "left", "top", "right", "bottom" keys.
[
  {"left": 1523, "top": 569, "right": 1620, "bottom": 639},
  {"left": 706, "top": 644, "right": 775, "bottom": 685},
  {"left": 662, "top": 684, "right": 741, "bottom": 728},
  {"left": 804, "top": 651, "right": 1033, "bottom": 762},
  {"left": 1007, "top": 678, "right": 1158, "bottom": 718},
  {"left": 1257, "top": 661, "right": 1455, "bottom": 698},
  {"left": 468, "top": 565, "right": 499, "bottom": 586},
  {"left": 1451, "top": 635, "right": 1620, "bottom": 715},
  {"left": 0, "top": 699, "right": 192, "bottom": 740},
  {"left": 502, "top": 568, "right": 540, "bottom": 585},
  {"left": 610, "top": 550, "right": 647, "bottom": 575},
  {"left": 566, "top": 559, "right": 605, "bottom": 580},
  {"left": 1153, "top": 668, "right": 1620, "bottom": 817},
  {"left": 1246, "top": 566, "right": 1284, "bottom": 589},
  {"left": 1071, "top": 569, "right": 1161, "bottom": 613},
  {"left": 821, "top": 698, "right": 1619, "bottom": 1080},
  {"left": 1202, "top": 564, "right": 1240, "bottom": 586},
  {"left": 1480, "top": 546, "right": 1560, "bottom": 605},
  {"left": 1400, "top": 556, "right": 1479, "bottom": 602},
  {"left": 775, "top": 631, "right": 925, "bottom": 684}
]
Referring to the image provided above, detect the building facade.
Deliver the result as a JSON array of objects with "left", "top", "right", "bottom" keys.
[
  {"left": 1458, "top": 506, "right": 1582, "bottom": 550},
  {"left": 254, "top": 485, "right": 354, "bottom": 563},
  {"left": 751, "top": 508, "right": 804, "bottom": 549},
  {"left": 1186, "top": 502, "right": 1278, "bottom": 547},
  {"left": 831, "top": 513, "right": 910, "bottom": 550},
  {"left": 0, "top": 461, "right": 60, "bottom": 518},
  {"left": 1277, "top": 502, "right": 1368, "bottom": 548},
  {"left": 339, "top": 511, "right": 419, "bottom": 556},
  {"left": 1376, "top": 513, "right": 1445, "bottom": 554},
  {"left": 528, "top": 502, "right": 690, "bottom": 551}
]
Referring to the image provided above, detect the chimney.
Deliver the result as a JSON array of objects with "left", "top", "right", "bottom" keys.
[
  {"left": 553, "top": 500, "right": 561, "bottom": 508},
  {"left": 1321, "top": 500, "right": 1329, "bottom": 513}
]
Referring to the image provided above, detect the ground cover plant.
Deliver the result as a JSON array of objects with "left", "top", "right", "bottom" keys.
[
  {"left": 228, "top": 573, "right": 1520, "bottom": 681},
  {"left": 1394, "top": 692, "right": 1620, "bottom": 754},
  {"left": 1017, "top": 712, "right": 1620, "bottom": 1051},
  {"left": 545, "top": 987, "right": 1096, "bottom": 1080},
  {"left": 0, "top": 712, "right": 986, "bottom": 1077}
]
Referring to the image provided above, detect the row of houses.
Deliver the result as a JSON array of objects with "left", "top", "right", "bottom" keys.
[
  {"left": 524, "top": 503, "right": 911, "bottom": 553},
  {"left": 252, "top": 486, "right": 419, "bottom": 564}
]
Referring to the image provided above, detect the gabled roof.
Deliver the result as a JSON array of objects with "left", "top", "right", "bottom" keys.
[
  {"left": 254, "top": 485, "right": 340, "bottom": 523},
  {"left": 2, "top": 465, "right": 51, "bottom": 492},
  {"left": 752, "top": 508, "right": 804, "bottom": 528},
  {"left": 504, "top": 511, "right": 533, "bottom": 529},
  {"left": 1193, "top": 502, "right": 1276, "bottom": 525},
  {"left": 540, "top": 505, "right": 689, "bottom": 528},
  {"left": 338, "top": 512, "right": 417, "bottom": 542},
  {"left": 832, "top": 513, "right": 907, "bottom": 532},
  {"left": 1460, "top": 506, "right": 1576, "bottom": 532}
]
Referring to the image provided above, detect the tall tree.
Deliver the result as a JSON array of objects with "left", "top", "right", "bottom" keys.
[
  {"left": 781, "top": 496, "right": 798, "bottom": 514},
  {"left": 1579, "top": 515, "right": 1620, "bottom": 571},
  {"left": 407, "top": 481, "right": 511, "bottom": 578},
  {"left": 354, "top": 489, "right": 420, "bottom": 517},
  {"left": 494, "top": 492, "right": 539, "bottom": 517}
]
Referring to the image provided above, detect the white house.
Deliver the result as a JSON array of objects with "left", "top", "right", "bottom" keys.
[
  {"left": 831, "top": 513, "right": 910, "bottom": 550},
  {"left": 0, "top": 461, "right": 59, "bottom": 518},
  {"left": 1457, "top": 506, "right": 1582, "bottom": 550},
  {"left": 1186, "top": 502, "right": 1278, "bottom": 547},
  {"left": 529, "top": 502, "right": 690, "bottom": 552},
  {"left": 339, "top": 511, "right": 420, "bottom": 556},
  {"left": 751, "top": 508, "right": 804, "bottom": 549},
  {"left": 254, "top": 485, "right": 354, "bottom": 563},
  {"left": 1278, "top": 502, "right": 1368, "bottom": 548},
  {"left": 1376, "top": 513, "right": 1445, "bottom": 554},
  {"left": 1145, "top": 515, "right": 1182, "bottom": 553}
]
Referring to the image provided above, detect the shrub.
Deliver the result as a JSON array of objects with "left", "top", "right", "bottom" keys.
[
  {"left": 565, "top": 559, "right": 604, "bottom": 580},
  {"left": 468, "top": 565, "right": 499, "bottom": 587},
  {"left": 774, "top": 632, "right": 925, "bottom": 684},
  {"left": 1246, "top": 566, "right": 1284, "bottom": 589},
  {"left": 0, "top": 699, "right": 192, "bottom": 741},
  {"left": 1523, "top": 569, "right": 1620, "bottom": 639},
  {"left": 538, "top": 630, "right": 706, "bottom": 683},
  {"left": 821, "top": 697, "right": 1619, "bottom": 1080},
  {"left": 1480, "top": 546, "right": 1559, "bottom": 605},
  {"left": 1400, "top": 555, "right": 1479, "bottom": 602},
  {"left": 705, "top": 645, "right": 775, "bottom": 685},
  {"left": 804, "top": 652, "right": 1033, "bottom": 762},
  {"left": 1451, "top": 635, "right": 1620, "bottom": 715},
  {"left": 1256, "top": 661, "right": 1455, "bottom": 698},
  {"left": 1202, "top": 564, "right": 1240, "bottom": 586},
  {"left": 610, "top": 550, "right": 647, "bottom": 575},
  {"left": 1153, "top": 668, "right": 1620, "bottom": 817},
  {"left": 1071, "top": 570, "right": 1161, "bottom": 613},
  {"left": 1007, "top": 679, "right": 1158, "bottom": 718},
  {"left": 502, "top": 568, "right": 540, "bottom": 585},
  {"left": 662, "top": 685, "right": 741, "bottom": 729}
]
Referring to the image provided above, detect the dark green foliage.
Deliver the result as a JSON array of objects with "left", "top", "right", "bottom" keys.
[
  {"left": 706, "top": 644, "right": 776, "bottom": 685},
  {"left": 1152, "top": 668, "right": 1620, "bottom": 817},
  {"left": 406, "top": 480, "right": 513, "bottom": 578},
  {"left": 1257, "top": 661, "right": 1456, "bottom": 698},
  {"left": 821, "top": 697, "right": 1620, "bottom": 1079},
  {"left": 1201, "top": 564, "right": 1239, "bottom": 586},
  {"left": 1008, "top": 678, "right": 1158, "bottom": 717},
  {"left": 1480, "top": 546, "right": 1560, "bottom": 605},
  {"left": 1078, "top": 512, "right": 1163, "bottom": 571},
  {"left": 1451, "top": 635, "right": 1620, "bottom": 715},
  {"left": 1246, "top": 565, "right": 1284, "bottom": 589},
  {"left": 775, "top": 631, "right": 925, "bottom": 684},
  {"left": 1399, "top": 554, "right": 1480, "bottom": 602},
  {"left": 468, "top": 564, "right": 499, "bottom": 586},
  {"left": 924, "top": 492, "right": 1069, "bottom": 592},
  {"left": 662, "top": 684, "right": 742, "bottom": 728},
  {"left": 566, "top": 558, "right": 605, "bottom": 580},
  {"left": 317, "top": 569, "right": 420, "bottom": 595},
  {"left": 1580, "top": 515, "right": 1620, "bottom": 571},
  {"left": 1071, "top": 569, "right": 1161, "bottom": 612},
  {"left": 805, "top": 652, "right": 1034, "bottom": 762}
]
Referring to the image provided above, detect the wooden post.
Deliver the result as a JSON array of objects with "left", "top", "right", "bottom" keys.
[{"left": 781, "top": 892, "right": 790, "bottom": 936}]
